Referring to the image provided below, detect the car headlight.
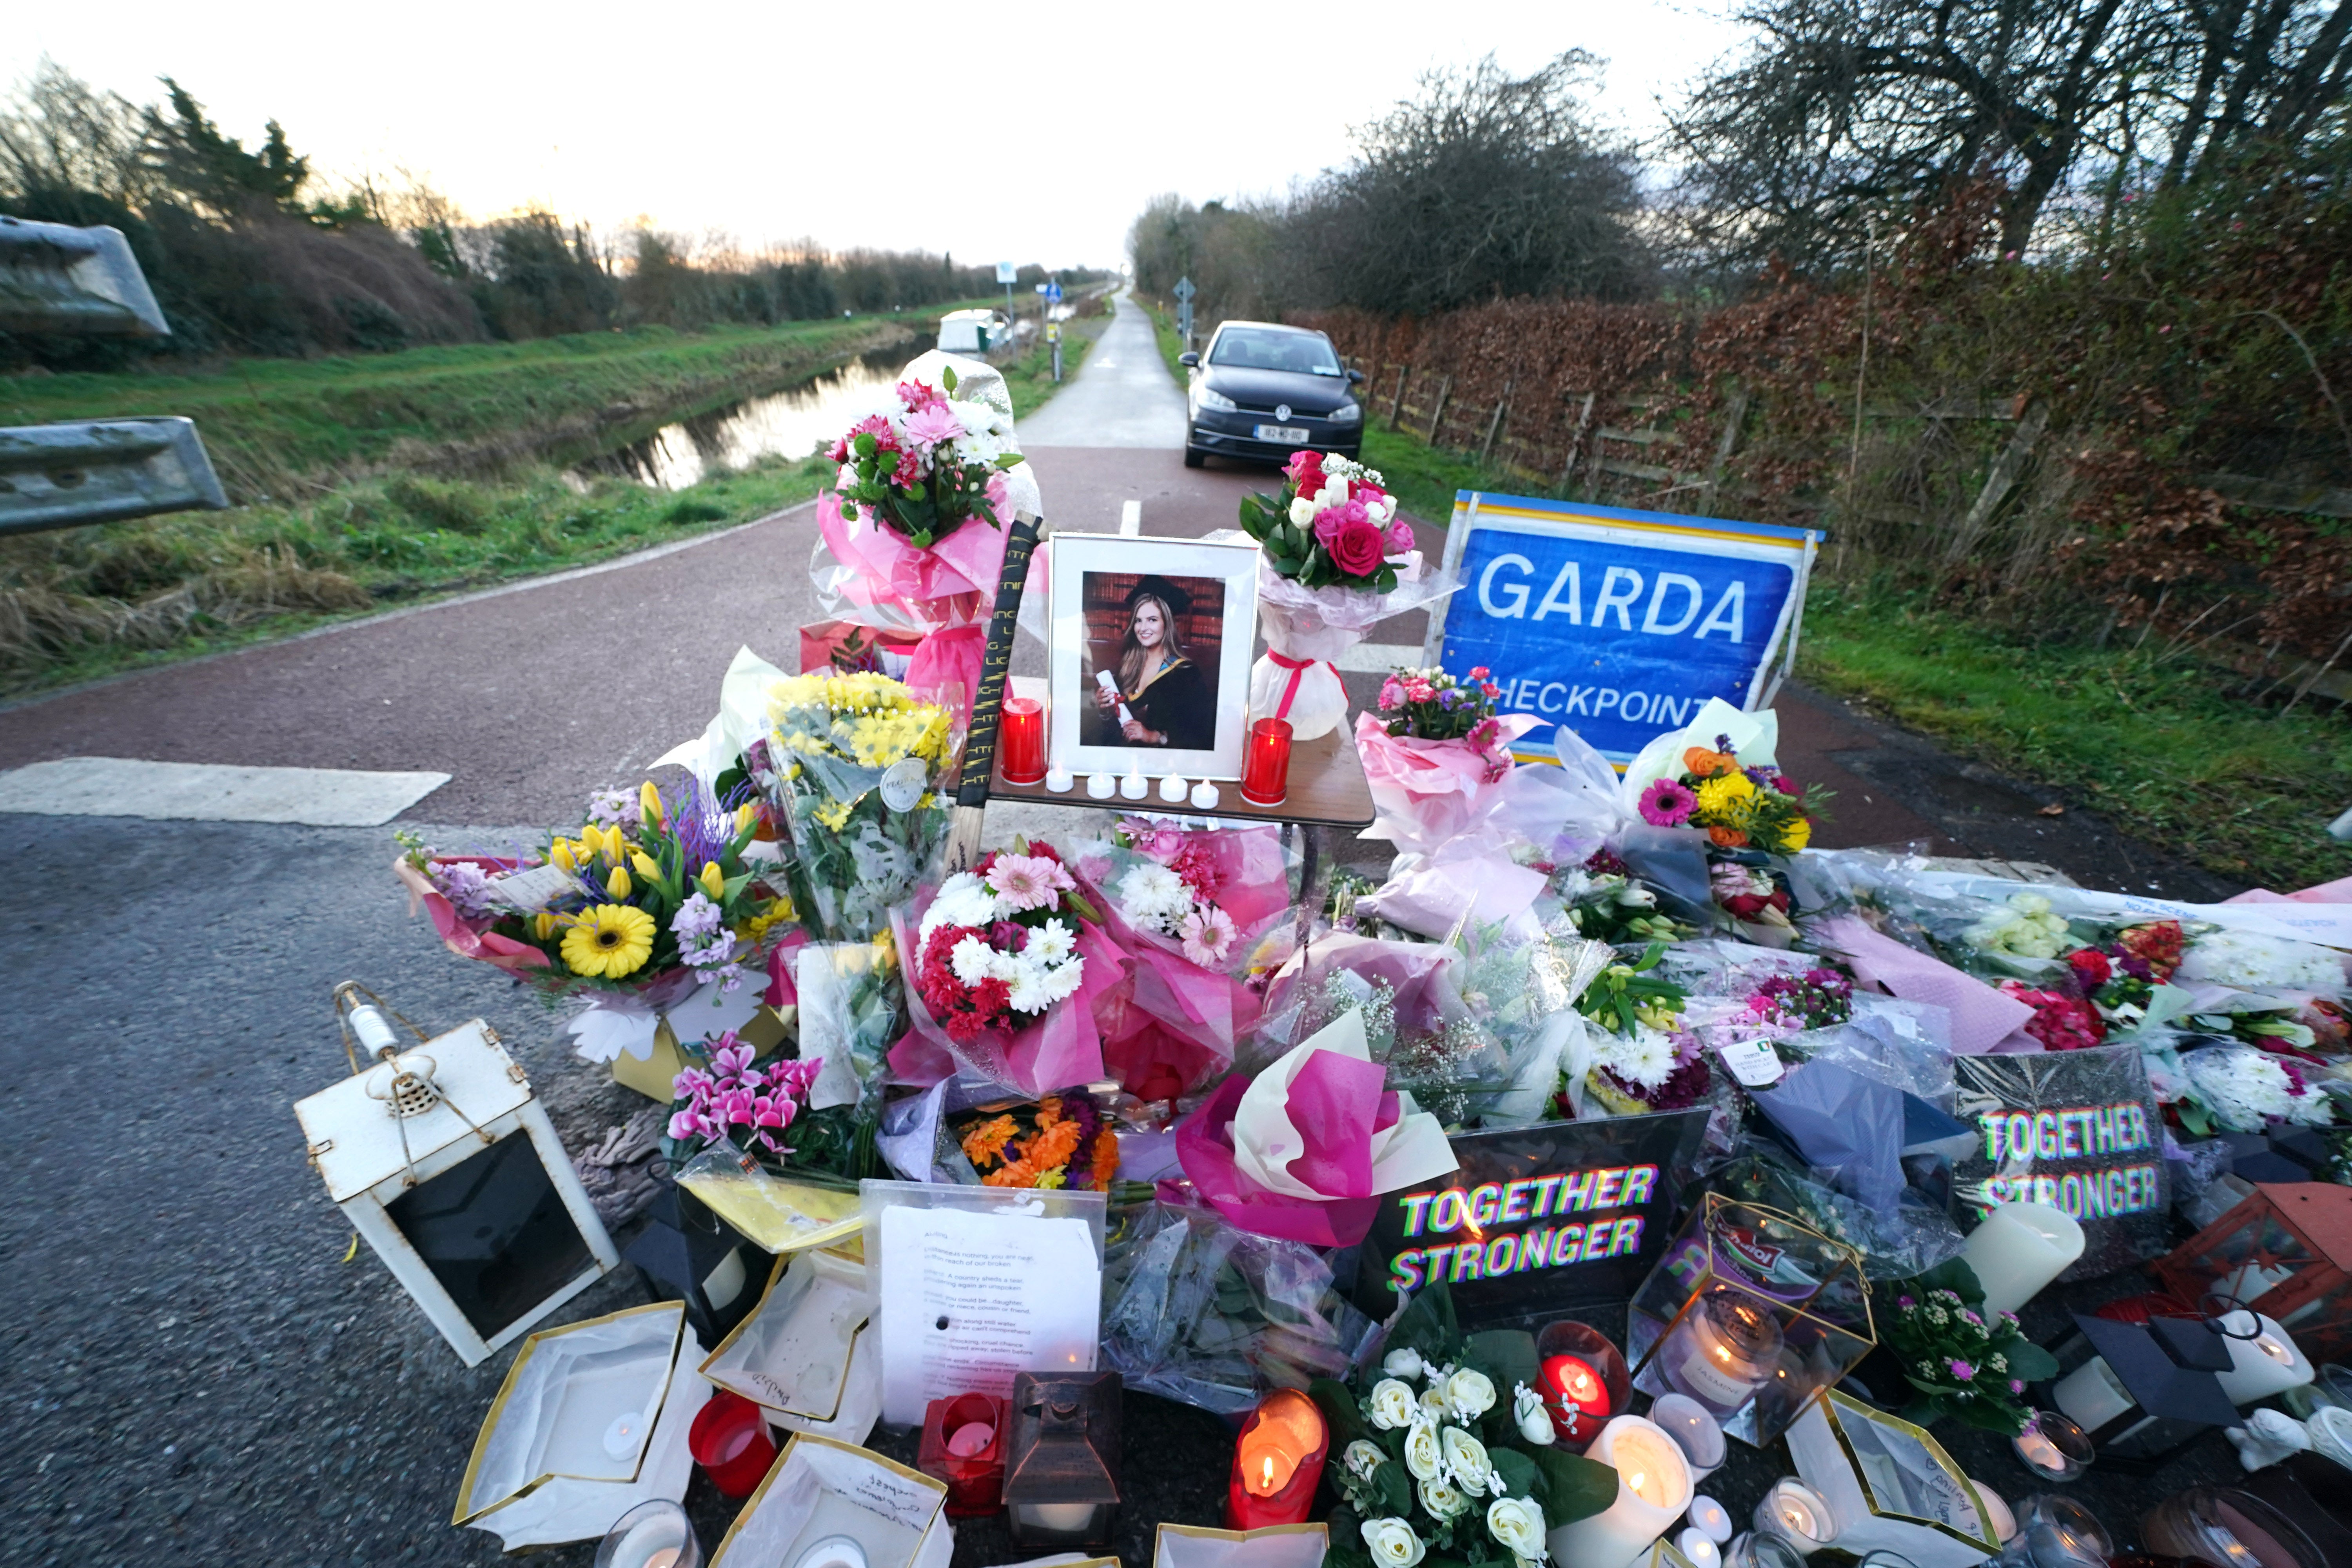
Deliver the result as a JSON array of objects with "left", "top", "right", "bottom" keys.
[
  {"left": 1192, "top": 384, "right": 1238, "bottom": 413},
  {"left": 1328, "top": 402, "right": 1362, "bottom": 424}
]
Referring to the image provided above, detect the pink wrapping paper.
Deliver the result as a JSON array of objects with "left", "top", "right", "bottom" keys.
[
  {"left": 1354, "top": 711, "right": 1543, "bottom": 853},
  {"left": 764, "top": 929, "right": 811, "bottom": 1009},
  {"left": 886, "top": 891, "right": 1126, "bottom": 1097},
  {"left": 392, "top": 855, "right": 552, "bottom": 977},
  {"left": 1174, "top": 1070, "right": 1403, "bottom": 1248},
  {"left": 816, "top": 490, "right": 1003, "bottom": 628},
  {"left": 904, "top": 622, "right": 986, "bottom": 725},
  {"left": 1814, "top": 914, "right": 2038, "bottom": 1053},
  {"left": 1259, "top": 931, "right": 1464, "bottom": 1041},
  {"left": 2225, "top": 875, "right": 2352, "bottom": 905}
]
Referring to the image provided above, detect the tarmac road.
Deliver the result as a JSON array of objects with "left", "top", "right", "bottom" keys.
[{"left": 0, "top": 294, "right": 2250, "bottom": 1568}]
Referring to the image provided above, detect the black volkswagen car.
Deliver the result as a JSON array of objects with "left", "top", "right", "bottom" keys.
[{"left": 1180, "top": 320, "right": 1365, "bottom": 468}]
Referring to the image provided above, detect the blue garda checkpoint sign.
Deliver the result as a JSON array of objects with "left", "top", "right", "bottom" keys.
[{"left": 1422, "top": 492, "right": 1824, "bottom": 766}]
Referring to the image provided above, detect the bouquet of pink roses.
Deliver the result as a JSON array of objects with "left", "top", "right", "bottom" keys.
[
  {"left": 1078, "top": 819, "right": 1293, "bottom": 1099},
  {"left": 1233, "top": 450, "right": 1456, "bottom": 739},
  {"left": 889, "top": 841, "right": 1129, "bottom": 1096}
]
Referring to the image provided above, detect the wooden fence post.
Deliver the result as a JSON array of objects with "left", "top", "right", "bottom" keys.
[
  {"left": 1949, "top": 400, "right": 2049, "bottom": 559},
  {"left": 1426, "top": 377, "right": 1452, "bottom": 445},
  {"left": 1700, "top": 385, "right": 1751, "bottom": 511},
  {"left": 1387, "top": 365, "right": 1411, "bottom": 429},
  {"left": 1557, "top": 392, "right": 1596, "bottom": 493},
  {"left": 1478, "top": 379, "right": 1515, "bottom": 467}
]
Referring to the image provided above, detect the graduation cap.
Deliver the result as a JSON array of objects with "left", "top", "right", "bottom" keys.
[{"left": 1125, "top": 575, "right": 1193, "bottom": 619}]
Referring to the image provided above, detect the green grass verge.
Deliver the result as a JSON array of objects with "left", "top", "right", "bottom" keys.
[
  {"left": 1346, "top": 419, "right": 2352, "bottom": 890},
  {"left": 0, "top": 301, "right": 1001, "bottom": 497},
  {"left": 1140, "top": 298, "right": 1191, "bottom": 387}
]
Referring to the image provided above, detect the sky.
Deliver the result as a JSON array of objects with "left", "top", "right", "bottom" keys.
[{"left": 6, "top": 0, "right": 1749, "bottom": 270}]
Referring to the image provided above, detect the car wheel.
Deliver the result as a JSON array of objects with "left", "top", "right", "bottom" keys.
[{"left": 1183, "top": 447, "right": 1205, "bottom": 469}]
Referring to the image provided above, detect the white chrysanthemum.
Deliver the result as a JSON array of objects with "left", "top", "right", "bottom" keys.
[
  {"left": 2178, "top": 929, "right": 2347, "bottom": 991},
  {"left": 1118, "top": 862, "right": 1192, "bottom": 931},
  {"left": 1029, "top": 918, "right": 1076, "bottom": 964},
  {"left": 1005, "top": 963, "right": 1051, "bottom": 1014},
  {"left": 922, "top": 873, "right": 1000, "bottom": 937},
  {"left": 950, "top": 935, "right": 1000, "bottom": 986},
  {"left": 2185, "top": 1047, "right": 2305, "bottom": 1132},
  {"left": 1037, "top": 955, "right": 1086, "bottom": 1004},
  {"left": 1597, "top": 1024, "right": 1677, "bottom": 1089}
]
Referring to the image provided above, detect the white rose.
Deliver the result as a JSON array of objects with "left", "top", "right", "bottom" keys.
[
  {"left": 1446, "top": 1367, "right": 1498, "bottom": 1421},
  {"left": 1488, "top": 1497, "right": 1548, "bottom": 1563},
  {"left": 1289, "top": 497, "right": 1318, "bottom": 528},
  {"left": 1402, "top": 1418, "right": 1444, "bottom": 1481},
  {"left": 1420, "top": 1477, "right": 1470, "bottom": 1520},
  {"left": 1512, "top": 1383, "right": 1555, "bottom": 1446},
  {"left": 1441, "top": 1425, "right": 1493, "bottom": 1494},
  {"left": 1384, "top": 1347, "right": 1427, "bottom": 1380},
  {"left": 1368, "top": 1379, "right": 1418, "bottom": 1431},
  {"left": 1345, "top": 1440, "right": 1387, "bottom": 1482},
  {"left": 1420, "top": 1383, "right": 1452, "bottom": 1419},
  {"left": 1362, "top": 1518, "right": 1426, "bottom": 1568}
]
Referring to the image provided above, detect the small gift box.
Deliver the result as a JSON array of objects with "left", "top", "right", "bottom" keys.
[
  {"left": 1624, "top": 1193, "right": 1875, "bottom": 1448},
  {"left": 1784, "top": 1389, "right": 2004, "bottom": 1568},
  {"left": 708, "top": 1434, "right": 953, "bottom": 1568},
  {"left": 700, "top": 1249, "right": 872, "bottom": 1425}
]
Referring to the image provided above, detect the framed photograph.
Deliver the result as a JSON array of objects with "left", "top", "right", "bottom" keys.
[{"left": 1047, "top": 533, "right": 1260, "bottom": 781}]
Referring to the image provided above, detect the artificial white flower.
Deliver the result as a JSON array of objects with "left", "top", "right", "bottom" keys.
[
  {"left": 1345, "top": 1440, "right": 1388, "bottom": 1482},
  {"left": 1367, "top": 1379, "right": 1418, "bottom": 1431},
  {"left": 1445, "top": 1367, "right": 1497, "bottom": 1422},
  {"left": 950, "top": 934, "right": 999, "bottom": 986},
  {"left": 1419, "top": 1383, "right": 1452, "bottom": 1419},
  {"left": 1419, "top": 1477, "right": 1470, "bottom": 1520},
  {"left": 1487, "top": 1497, "right": 1548, "bottom": 1563},
  {"left": 1441, "top": 1426, "right": 1493, "bottom": 1494},
  {"left": 1512, "top": 1383, "right": 1555, "bottom": 1446},
  {"left": 1383, "top": 1347, "right": 1426, "bottom": 1380},
  {"left": 1361, "top": 1517, "right": 1426, "bottom": 1568},
  {"left": 1402, "top": 1418, "right": 1444, "bottom": 1482}
]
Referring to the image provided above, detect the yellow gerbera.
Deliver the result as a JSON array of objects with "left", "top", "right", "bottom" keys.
[
  {"left": 1694, "top": 771, "right": 1756, "bottom": 817},
  {"left": 562, "top": 904, "right": 657, "bottom": 978}
]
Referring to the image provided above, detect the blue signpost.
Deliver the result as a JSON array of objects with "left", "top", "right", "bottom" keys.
[{"left": 1421, "top": 492, "right": 1823, "bottom": 766}]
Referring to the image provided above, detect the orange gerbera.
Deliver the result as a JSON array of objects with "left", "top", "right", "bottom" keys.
[
  {"left": 983, "top": 1157, "right": 1039, "bottom": 1187},
  {"left": 1089, "top": 1128, "right": 1120, "bottom": 1190},
  {"left": 960, "top": 1114, "right": 1019, "bottom": 1167},
  {"left": 1020, "top": 1117, "right": 1084, "bottom": 1174},
  {"left": 1683, "top": 747, "right": 1737, "bottom": 777},
  {"left": 1708, "top": 823, "right": 1751, "bottom": 848}
]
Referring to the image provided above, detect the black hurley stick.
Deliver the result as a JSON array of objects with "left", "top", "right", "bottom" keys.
[{"left": 945, "top": 508, "right": 1042, "bottom": 869}]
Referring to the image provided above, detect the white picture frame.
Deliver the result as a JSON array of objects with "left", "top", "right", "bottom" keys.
[{"left": 1047, "top": 532, "right": 1260, "bottom": 781}]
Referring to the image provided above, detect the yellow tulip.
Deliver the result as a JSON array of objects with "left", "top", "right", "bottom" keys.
[
  {"left": 735, "top": 802, "right": 758, "bottom": 833},
  {"left": 632, "top": 850, "right": 661, "bottom": 879},
  {"left": 550, "top": 838, "right": 575, "bottom": 871},
  {"left": 699, "top": 862, "right": 726, "bottom": 900},
  {"left": 606, "top": 865, "right": 632, "bottom": 900},
  {"left": 534, "top": 911, "right": 559, "bottom": 940},
  {"left": 640, "top": 780, "right": 665, "bottom": 828}
]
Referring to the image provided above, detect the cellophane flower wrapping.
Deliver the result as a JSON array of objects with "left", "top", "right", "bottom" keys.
[
  {"left": 1248, "top": 555, "right": 1458, "bottom": 740},
  {"left": 762, "top": 669, "right": 960, "bottom": 942},
  {"left": 806, "top": 352, "right": 1043, "bottom": 722},
  {"left": 946, "top": 1090, "right": 1122, "bottom": 1191},
  {"left": 1073, "top": 819, "right": 1293, "bottom": 1098},
  {"left": 1101, "top": 1199, "right": 1381, "bottom": 1418},
  {"left": 794, "top": 936, "right": 905, "bottom": 1116},
  {"left": 886, "top": 846, "right": 1129, "bottom": 1098}
]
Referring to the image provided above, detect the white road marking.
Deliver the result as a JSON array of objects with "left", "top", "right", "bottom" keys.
[{"left": 0, "top": 757, "right": 449, "bottom": 826}]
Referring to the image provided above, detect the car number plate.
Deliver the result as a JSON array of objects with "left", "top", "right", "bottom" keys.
[{"left": 1254, "top": 424, "right": 1311, "bottom": 443}]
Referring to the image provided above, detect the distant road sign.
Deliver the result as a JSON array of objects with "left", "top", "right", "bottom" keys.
[
  {"left": 1173, "top": 276, "right": 1196, "bottom": 301},
  {"left": 995, "top": 261, "right": 1017, "bottom": 283},
  {"left": 1045, "top": 281, "right": 1063, "bottom": 303}
]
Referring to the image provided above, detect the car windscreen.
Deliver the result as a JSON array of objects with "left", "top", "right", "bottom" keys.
[{"left": 1207, "top": 328, "right": 1342, "bottom": 375}]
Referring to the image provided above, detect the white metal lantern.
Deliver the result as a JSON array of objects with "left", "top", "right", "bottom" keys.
[{"left": 296, "top": 983, "right": 618, "bottom": 1365}]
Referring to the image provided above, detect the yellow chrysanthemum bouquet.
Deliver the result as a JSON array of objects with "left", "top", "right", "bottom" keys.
[{"left": 760, "top": 670, "right": 962, "bottom": 941}]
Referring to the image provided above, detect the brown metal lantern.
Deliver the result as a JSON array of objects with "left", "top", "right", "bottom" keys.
[
  {"left": 2152, "top": 1183, "right": 2352, "bottom": 1364},
  {"left": 1004, "top": 1369, "right": 1122, "bottom": 1548}
]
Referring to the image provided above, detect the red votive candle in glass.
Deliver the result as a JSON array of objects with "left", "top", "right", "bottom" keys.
[
  {"left": 1000, "top": 697, "right": 1047, "bottom": 785},
  {"left": 1240, "top": 717, "right": 1293, "bottom": 807},
  {"left": 918, "top": 1392, "right": 1009, "bottom": 1517},
  {"left": 1540, "top": 1353, "right": 1614, "bottom": 1446},
  {"left": 687, "top": 1390, "right": 777, "bottom": 1499},
  {"left": 1225, "top": 1387, "right": 1328, "bottom": 1530}
]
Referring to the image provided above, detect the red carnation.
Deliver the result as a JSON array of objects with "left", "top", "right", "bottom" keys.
[
  {"left": 2069, "top": 948, "right": 2112, "bottom": 987},
  {"left": 1327, "top": 515, "right": 1386, "bottom": 577}
]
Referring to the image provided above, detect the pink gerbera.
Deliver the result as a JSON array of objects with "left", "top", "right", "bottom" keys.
[
  {"left": 1180, "top": 905, "right": 1239, "bottom": 966},
  {"left": 903, "top": 403, "right": 967, "bottom": 449},
  {"left": 984, "top": 852, "right": 1074, "bottom": 912},
  {"left": 1639, "top": 778, "right": 1699, "bottom": 826}
]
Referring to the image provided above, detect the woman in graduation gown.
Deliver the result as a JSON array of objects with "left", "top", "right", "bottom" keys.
[{"left": 1088, "top": 575, "right": 1216, "bottom": 751}]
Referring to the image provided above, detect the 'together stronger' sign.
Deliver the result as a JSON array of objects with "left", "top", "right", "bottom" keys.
[{"left": 1425, "top": 493, "right": 1823, "bottom": 765}]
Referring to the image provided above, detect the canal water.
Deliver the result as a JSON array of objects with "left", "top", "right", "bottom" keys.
[{"left": 575, "top": 334, "right": 937, "bottom": 491}]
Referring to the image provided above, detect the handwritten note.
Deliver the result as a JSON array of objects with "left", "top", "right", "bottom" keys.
[{"left": 876, "top": 1202, "right": 1100, "bottom": 1425}]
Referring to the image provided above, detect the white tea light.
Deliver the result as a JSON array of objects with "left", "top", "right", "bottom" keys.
[
  {"left": 1958, "top": 1201, "right": 2085, "bottom": 1318},
  {"left": 1189, "top": 780, "right": 1220, "bottom": 810},
  {"left": 1679, "top": 1528, "right": 1724, "bottom": 1568},
  {"left": 1971, "top": 1483, "right": 2018, "bottom": 1545},
  {"left": 1159, "top": 773, "right": 1188, "bottom": 804},
  {"left": 1087, "top": 772, "right": 1116, "bottom": 800},
  {"left": 1045, "top": 764, "right": 1075, "bottom": 794},
  {"left": 791, "top": 1535, "right": 869, "bottom": 1568},
  {"left": 1119, "top": 763, "right": 1148, "bottom": 801},
  {"left": 1755, "top": 1479, "right": 1835, "bottom": 1553},
  {"left": 1690, "top": 1495, "right": 1736, "bottom": 1545}
]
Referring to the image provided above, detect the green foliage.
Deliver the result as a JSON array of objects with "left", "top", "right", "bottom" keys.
[
  {"left": 1577, "top": 943, "right": 1688, "bottom": 1033},
  {"left": 1884, "top": 1256, "right": 2061, "bottom": 1435}
]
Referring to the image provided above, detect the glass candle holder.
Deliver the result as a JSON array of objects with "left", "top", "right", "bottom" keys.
[
  {"left": 2010, "top": 1410, "right": 2093, "bottom": 1483},
  {"left": 1000, "top": 697, "right": 1046, "bottom": 784},
  {"left": 2009, "top": 1496, "right": 2112, "bottom": 1568},
  {"left": 1754, "top": 1480, "right": 1836, "bottom": 1554},
  {"left": 1650, "top": 1394, "right": 1726, "bottom": 1478},
  {"left": 595, "top": 1499, "right": 702, "bottom": 1568},
  {"left": 687, "top": 1390, "right": 777, "bottom": 1499},
  {"left": 1240, "top": 717, "right": 1293, "bottom": 806},
  {"left": 1535, "top": 1319, "right": 1631, "bottom": 1451},
  {"left": 1658, "top": 1286, "right": 1786, "bottom": 1418},
  {"left": 917, "top": 1391, "right": 1009, "bottom": 1517},
  {"left": 1724, "top": 1532, "right": 1809, "bottom": 1568},
  {"left": 2141, "top": 1488, "right": 2327, "bottom": 1568}
]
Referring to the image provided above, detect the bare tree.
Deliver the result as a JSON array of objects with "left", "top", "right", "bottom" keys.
[{"left": 1665, "top": 0, "right": 2352, "bottom": 267}]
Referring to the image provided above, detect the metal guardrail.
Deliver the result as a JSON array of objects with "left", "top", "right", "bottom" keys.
[
  {"left": 0, "top": 418, "right": 230, "bottom": 535},
  {"left": 0, "top": 216, "right": 170, "bottom": 338}
]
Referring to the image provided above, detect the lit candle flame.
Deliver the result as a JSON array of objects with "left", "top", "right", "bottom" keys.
[{"left": 1262, "top": 1456, "right": 1274, "bottom": 1489}]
